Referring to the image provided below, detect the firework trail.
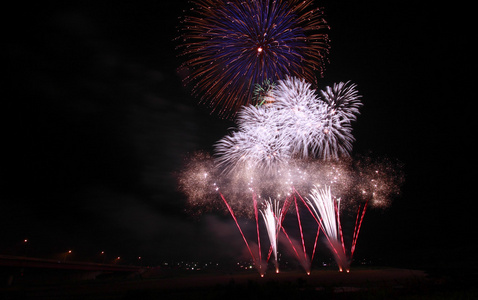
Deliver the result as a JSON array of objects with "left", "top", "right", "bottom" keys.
[
  {"left": 252, "top": 194, "right": 263, "bottom": 273},
  {"left": 260, "top": 199, "right": 282, "bottom": 273},
  {"left": 178, "top": 0, "right": 329, "bottom": 117},
  {"left": 306, "top": 185, "right": 350, "bottom": 272},
  {"left": 219, "top": 192, "right": 256, "bottom": 265},
  {"left": 351, "top": 201, "right": 368, "bottom": 258},
  {"left": 294, "top": 196, "right": 307, "bottom": 262}
]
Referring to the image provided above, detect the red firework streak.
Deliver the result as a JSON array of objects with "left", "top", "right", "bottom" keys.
[
  {"left": 292, "top": 188, "right": 323, "bottom": 268},
  {"left": 311, "top": 225, "right": 321, "bottom": 262},
  {"left": 219, "top": 192, "right": 256, "bottom": 265},
  {"left": 252, "top": 193, "right": 262, "bottom": 269},
  {"left": 294, "top": 196, "right": 307, "bottom": 261},
  {"left": 335, "top": 199, "right": 346, "bottom": 256},
  {"left": 351, "top": 200, "right": 368, "bottom": 258},
  {"left": 279, "top": 223, "right": 301, "bottom": 261}
]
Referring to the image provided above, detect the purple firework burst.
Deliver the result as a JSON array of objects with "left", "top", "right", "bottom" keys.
[{"left": 178, "top": 0, "right": 330, "bottom": 118}]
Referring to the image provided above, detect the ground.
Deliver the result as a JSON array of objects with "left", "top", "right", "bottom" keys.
[{"left": 2, "top": 267, "right": 476, "bottom": 299}]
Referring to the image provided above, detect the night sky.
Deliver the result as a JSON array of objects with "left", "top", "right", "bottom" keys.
[{"left": 4, "top": 2, "right": 473, "bottom": 269}]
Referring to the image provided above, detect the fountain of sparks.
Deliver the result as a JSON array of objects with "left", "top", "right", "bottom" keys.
[
  {"left": 260, "top": 199, "right": 282, "bottom": 273},
  {"left": 305, "top": 185, "right": 372, "bottom": 272},
  {"left": 306, "top": 186, "right": 349, "bottom": 271}
]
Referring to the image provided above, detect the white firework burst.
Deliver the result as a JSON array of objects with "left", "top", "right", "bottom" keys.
[
  {"left": 272, "top": 76, "right": 322, "bottom": 158},
  {"left": 215, "top": 105, "right": 290, "bottom": 174},
  {"left": 271, "top": 77, "right": 358, "bottom": 160},
  {"left": 214, "top": 77, "right": 362, "bottom": 173},
  {"left": 214, "top": 130, "right": 252, "bottom": 174},
  {"left": 312, "top": 109, "right": 355, "bottom": 160},
  {"left": 320, "top": 81, "right": 362, "bottom": 123}
]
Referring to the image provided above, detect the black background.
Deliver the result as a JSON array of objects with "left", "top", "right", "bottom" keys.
[{"left": 3, "top": 1, "right": 473, "bottom": 269}]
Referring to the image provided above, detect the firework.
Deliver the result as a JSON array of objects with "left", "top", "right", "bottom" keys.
[
  {"left": 214, "top": 77, "right": 361, "bottom": 177},
  {"left": 179, "top": 149, "right": 403, "bottom": 274},
  {"left": 320, "top": 81, "right": 362, "bottom": 123},
  {"left": 272, "top": 76, "right": 324, "bottom": 158},
  {"left": 252, "top": 79, "right": 276, "bottom": 106},
  {"left": 178, "top": 0, "right": 329, "bottom": 117},
  {"left": 214, "top": 124, "right": 291, "bottom": 175},
  {"left": 175, "top": 0, "right": 401, "bottom": 276},
  {"left": 260, "top": 198, "right": 282, "bottom": 273},
  {"left": 307, "top": 186, "right": 339, "bottom": 241},
  {"left": 306, "top": 185, "right": 350, "bottom": 271},
  {"left": 272, "top": 76, "right": 358, "bottom": 159}
]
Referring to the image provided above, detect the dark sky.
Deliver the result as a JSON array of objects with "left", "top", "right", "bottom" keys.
[{"left": 4, "top": 2, "right": 473, "bottom": 268}]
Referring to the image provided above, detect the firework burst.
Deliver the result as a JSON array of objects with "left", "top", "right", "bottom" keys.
[
  {"left": 272, "top": 76, "right": 323, "bottom": 158},
  {"left": 178, "top": 0, "right": 330, "bottom": 117},
  {"left": 215, "top": 106, "right": 291, "bottom": 174},
  {"left": 252, "top": 79, "right": 276, "bottom": 106},
  {"left": 320, "top": 81, "right": 362, "bottom": 123},
  {"left": 214, "top": 77, "right": 361, "bottom": 174}
]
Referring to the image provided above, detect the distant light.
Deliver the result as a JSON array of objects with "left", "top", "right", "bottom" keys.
[
  {"left": 101, "top": 251, "right": 105, "bottom": 254},
  {"left": 68, "top": 250, "right": 72, "bottom": 254},
  {"left": 24, "top": 239, "right": 28, "bottom": 243},
  {"left": 257, "top": 46, "right": 263, "bottom": 53}
]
